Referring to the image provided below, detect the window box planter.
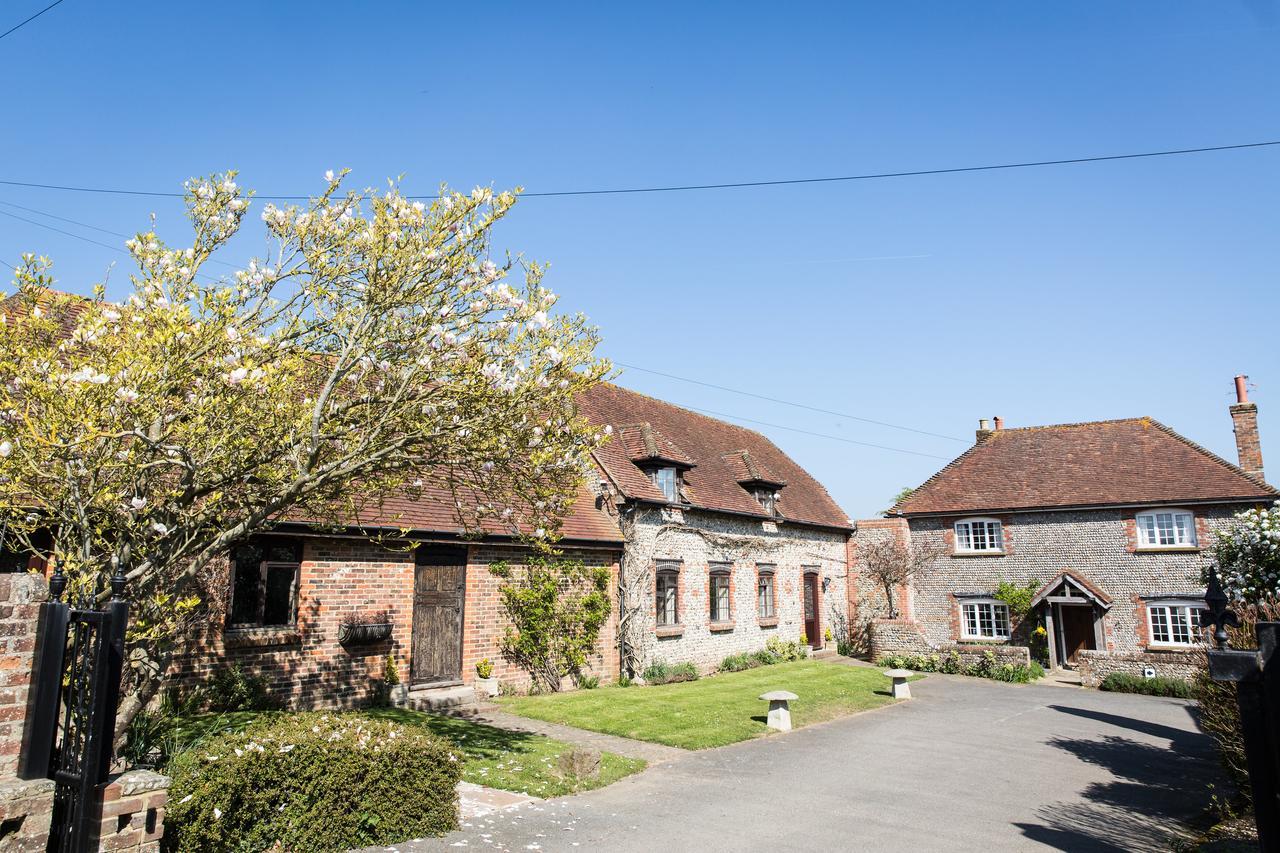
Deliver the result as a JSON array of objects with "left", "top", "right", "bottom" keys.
[{"left": 338, "top": 621, "right": 393, "bottom": 645}]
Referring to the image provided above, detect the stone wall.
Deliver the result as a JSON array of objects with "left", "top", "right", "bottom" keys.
[
  {"left": 172, "top": 537, "right": 622, "bottom": 704},
  {"left": 622, "top": 506, "right": 850, "bottom": 673},
  {"left": 870, "top": 617, "right": 1031, "bottom": 667},
  {"left": 1077, "top": 648, "right": 1204, "bottom": 688},
  {"left": 896, "top": 505, "right": 1246, "bottom": 654}
]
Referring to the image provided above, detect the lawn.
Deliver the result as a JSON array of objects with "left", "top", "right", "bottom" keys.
[
  {"left": 500, "top": 660, "right": 905, "bottom": 749},
  {"left": 171, "top": 707, "right": 646, "bottom": 798}
]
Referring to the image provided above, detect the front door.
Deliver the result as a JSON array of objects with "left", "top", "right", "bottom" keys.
[
  {"left": 803, "top": 573, "right": 820, "bottom": 648},
  {"left": 411, "top": 545, "right": 467, "bottom": 685},
  {"left": 1059, "top": 605, "right": 1096, "bottom": 666}
]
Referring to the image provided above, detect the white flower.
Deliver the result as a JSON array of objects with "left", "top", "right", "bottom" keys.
[
  {"left": 324, "top": 169, "right": 335, "bottom": 182},
  {"left": 213, "top": 808, "right": 222, "bottom": 820},
  {"left": 603, "top": 425, "right": 613, "bottom": 436},
  {"left": 129, "top": 496, "right": 147, "bottom": 511},
  {"left": 152, "top": 522, "right": 169, "bottom": 535},
  {"left": 115, "top": 387, "right": 140, "bottom": 403},
  {"left": 0, "top": 441, "right": 10, "bottom": 458}
]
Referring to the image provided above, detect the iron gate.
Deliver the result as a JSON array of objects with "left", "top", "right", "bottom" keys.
[{"left": 19, "top": 566, "right": 128, "bottom": 853}]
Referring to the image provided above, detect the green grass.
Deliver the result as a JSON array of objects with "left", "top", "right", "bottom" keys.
[
  {"left": 170, "top": 707, "right": 645, "bottom": 798},
  {"left": 500, "top": 660, "right": 905, "bottom": 749}
]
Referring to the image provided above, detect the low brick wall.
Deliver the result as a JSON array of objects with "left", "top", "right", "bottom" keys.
[
  {"left": 871, "top": 617, "right": 1031, "bottom": 667},
  {"left": 98, "top": 770, "right": 169, "bottom": 852},
  {"left": 1077, "top": 649, "right": 1204, "bottom": 688},
  {"left": 0, "top": 574, "right": 48, "bottom": 778},
  {"left": 0, "top": 777, "right": 54, "bottom": 852}
]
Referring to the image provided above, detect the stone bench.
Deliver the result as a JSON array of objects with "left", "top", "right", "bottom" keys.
[
  {"left": 759, "top": 690, "right": 798, "bottom": 731},
  {"left": 883, "top": 668, "right": 913, "bottom": 699}
]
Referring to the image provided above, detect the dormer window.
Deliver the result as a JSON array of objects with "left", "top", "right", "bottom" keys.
[
  {"left": 651, "top": 467, "right": 679, "bottom": 502},
  {"left": 754, "top": 488, "right": 778, "bottom": 515}
]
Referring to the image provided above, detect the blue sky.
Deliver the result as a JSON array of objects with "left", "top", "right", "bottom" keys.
[{"left": 2, "top": 1, "right": 1277, "bottom": 519}]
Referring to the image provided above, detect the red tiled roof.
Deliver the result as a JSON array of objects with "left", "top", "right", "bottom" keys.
[
  {"left": 578, "top": 383, "right": 851, "bottom": 530},
  {"left": 332, "top": 480, "right": 624, "bottom": 543},
  {"left": 615, "top": 422, "right": 696, "bottom": 467},
  {"left": 894, "top": 417, "right": 1276, "bottom": 516}
]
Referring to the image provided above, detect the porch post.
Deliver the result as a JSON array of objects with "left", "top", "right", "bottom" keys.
[
  {"left": 1092, "top": 607, "right": 1106, "bottom": 654},
  {"left": 1044, "top": 605, "right": 1058, "bottom": 670}
]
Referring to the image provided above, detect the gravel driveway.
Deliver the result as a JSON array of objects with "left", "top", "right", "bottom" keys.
[{"left": 383, "top": 674, "right": 1222, "bottom": 852}]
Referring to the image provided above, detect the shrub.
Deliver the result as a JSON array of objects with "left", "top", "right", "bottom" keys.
[
  {"left": 491, "top": 556, "right": 612, "bottom": 693},
  {"left": 642, "top": 660, "right": 699, "bottom": 685},
  {"left": 165, "top": 712, "right": 463, "bottom": 851},
  {"left": 1100, "top": 672, "right": 1194, "bottom": 698},
  {"left": 577, "top": 674, "right": 600, "bottom": 690},
  {"left": 764, "top": 637, "right": 806, "bottom": 662},
  {"left": 476, "top": 658, "right": 495, "bottom": 679},
  {"left": 875, "top": 650, "right": 1044, "bottom": 684},
  {"left": 201, "top": 664, "right": 278, "bottom": 713},
  {"left": 719, "top": 652, "right": 761, "bottom": 673}
]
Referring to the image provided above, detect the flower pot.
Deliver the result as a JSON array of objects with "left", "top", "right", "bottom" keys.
[
  {"left": 339, "top": 622, "right": 393, "bottom": 645},
  {"left": 476, "top": 676, "right": 499, "bottom": 698}
]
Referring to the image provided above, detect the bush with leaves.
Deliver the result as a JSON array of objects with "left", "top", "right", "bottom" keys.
[
  {"left": 202, "top": 664, "right": 279, "bottom": 713},
  {"left": 1100, "top": 672, "right": 1194, "bottom": 698},
  {"left": 877, "top": 650, "right": 1044, "bottom": 684},
  {"left": 165, "top": 712, "right": 462, "bottom": 851},
  {"left": 1209, "top": 501, "right": 1280, "bottom": 602},
  {"left": 491, "top": 555, "right": 611, "bottom": 693},
  {"left": 641, "top": 660, "right": 699, "bottom": 685}
]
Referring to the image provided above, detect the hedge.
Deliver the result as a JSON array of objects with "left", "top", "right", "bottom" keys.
[
  {"left": 876, "top": 650, "right": 1045, "bottom": 684},
  {"left": 165, "top": 712, "right": 462, "bottom": 851},
  {"left": 1099, "top": 672, "right": 1194, "bottom": 698}
]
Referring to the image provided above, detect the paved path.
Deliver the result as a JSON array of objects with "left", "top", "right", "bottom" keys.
[
  {"left": 390, "top": 674, "right": 1221, "bottom": 852},
  {"left": 467, "top": 708, "right": 687, "bottom": 765}
]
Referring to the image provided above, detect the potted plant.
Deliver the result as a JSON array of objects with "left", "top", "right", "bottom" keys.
[
  {"left": 338, "top": 610, "right": 394, "bottom": 645},
  {"left": 475, "top": 658, "right": 499, "bottom": 697},
  {"left": 799, "top": 632, "right": 812, "bottom": 656}
]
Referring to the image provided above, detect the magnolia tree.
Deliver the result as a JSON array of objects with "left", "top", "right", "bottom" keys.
[
  {"left": 856, "top": 536, "right": 944, "bottom": 619},
  {"left": 0, "top": 171, "right": 610, "bottom": 736},
  {"left": 1211, "top": 501, "right": 1280, "bottom": 604}
]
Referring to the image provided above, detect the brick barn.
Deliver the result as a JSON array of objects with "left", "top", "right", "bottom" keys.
[
  {"left": 168, "top": 382, "right": 855, "bottom": 707},
  {"left": 859, "top": 375, "right": 1275, "bottom": 687}
]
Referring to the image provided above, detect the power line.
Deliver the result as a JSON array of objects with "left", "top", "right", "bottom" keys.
[
  {"left": 617, "top": 362, "right": 966, "bottom": 442},
  {"left": 680, "top": 404, "right": 952, "bottom": 458},
  {"left": 0, "top": 140, "right": 1276, "bottom": 201},
  {"left": 0, "top": 0, "right": 67, "bottom": 41},
  {"left": 0, "top": 199, "right": 239, "bottom": 269}
]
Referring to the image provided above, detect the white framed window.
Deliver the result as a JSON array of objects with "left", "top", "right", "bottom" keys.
[
  {"left": 954, "top": 518, "right": 1004, "bottom": 553},
  {"left": 960, "top": 600, "right": 1011, "bottom": 640},
  {"left": 1147, "top": 602, "right": 1205, "bottom": 647},
  {"left": 651, "top": 467, "right": 679, "bottom": 502},
  {"left": 1135, "top": 509, "right": 1197, "bottom": 548},
  {"left": 754, "top": 488, "right": 778, "bottom": 515}
]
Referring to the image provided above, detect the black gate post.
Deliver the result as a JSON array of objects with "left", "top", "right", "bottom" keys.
[{"left": 18, "top": 568, "right": 69, "bottom": 781}]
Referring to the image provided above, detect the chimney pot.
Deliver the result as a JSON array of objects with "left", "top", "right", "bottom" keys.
[
  {"left": 976, "top": 418, "right": 994, "bottom": 443},
  {"left": 993, "top": 416, "right": 1004, "bottom": 431},
  {"left": 979, "top": 418, "right": 991, "bottom": 431},
  {"left": 1228, "top": 375, "right": 1264, "bottom": 481},
  {"left": 1235, "top": 374, "right": 1249, "bottom": 404}
]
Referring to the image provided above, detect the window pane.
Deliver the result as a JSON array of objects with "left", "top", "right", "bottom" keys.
[
  {"left": 1150, "top": 606, "right": 1170, "bottom": 644},
  {"left": 656, "top": 573, "right": 677, "bottom": 625},
  {"left": 993, "top": 605, "right": 1011, "bottom": 638},
  {"left": 758, "top": 574, "right": 774, "bottom": 618},
  {"left": 986, "top": 522, "right": 1002, "bottom": 550},
  {"left": 963, "top": 604, "right": 978, "bottom": 636},
  {"left": 262, "top": 564, "right": 296, "bottom": 626},
  {"left": 956, "top": 523, "right": 971, "bottom": 551},
  {"left": 230, "top": 561, "right": 261, "bottom": 624}
]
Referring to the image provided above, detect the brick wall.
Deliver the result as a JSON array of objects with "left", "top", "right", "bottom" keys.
[
  {"left": 173, "top": 536, "right": 622, "bottom": 705},
  {"left": 0, "top": 574, "right": 46, "bottom": 777},
  {"left": 846, "top": 518, "right": 909, "bottom": 656},
  {"left": 622, "top": 506, "right": 850, "bottom": 673}
]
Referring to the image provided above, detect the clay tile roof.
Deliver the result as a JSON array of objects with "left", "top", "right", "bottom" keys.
[
  {"left": 615, "top": 422, "right": 696, "bottom": 467},
  {"left": 720, "top": 450, "right": 787, "bottom": 488},
  {"left": 578, "top": 382, "right": 851, "bottom": 530},
  {"left": 894, "top": 417, "right": 1277, "bottom": 516}
]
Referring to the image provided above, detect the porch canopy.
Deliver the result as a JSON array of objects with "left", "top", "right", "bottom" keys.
[{"left": 1031, "top": 571, "right": 1112, "bottom": 671}]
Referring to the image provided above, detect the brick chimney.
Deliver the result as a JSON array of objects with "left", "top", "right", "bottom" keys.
[
  {"left": 1230, "top": 374, "right": 1264, "bottom": 481},
  {"left": 976, "top": 418, "right": 993, "bottom": 443}
]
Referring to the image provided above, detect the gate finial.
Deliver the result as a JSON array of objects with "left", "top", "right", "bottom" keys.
[
  {"left": 49, "top": 565, "right": 66, "bottom": 601},
  {"left": 110, "top": 555, "right": 126, "bottom": 601},
  {"left": 1204, "top": 561, "right": 1239, "bottom": 650}
]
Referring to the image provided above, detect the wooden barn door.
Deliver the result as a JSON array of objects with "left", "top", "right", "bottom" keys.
[{"left": 411, "top": 545, "right": 468, "bottom": 685}]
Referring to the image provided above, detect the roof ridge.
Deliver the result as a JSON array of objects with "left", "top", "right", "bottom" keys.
[
  {"left": 601, "top": 381, "right": 777, "bottom": 443},
  {"left": 996, "top": 416, "right": 1151, "bottom": 432}
]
